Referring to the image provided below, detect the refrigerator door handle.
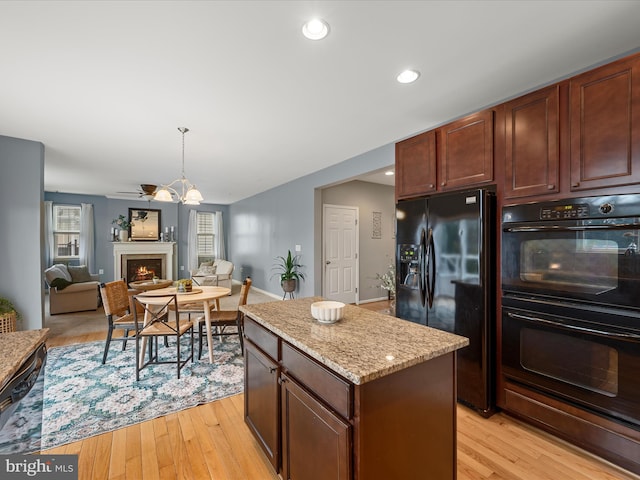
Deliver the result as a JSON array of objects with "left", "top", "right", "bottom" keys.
[
  {"left": 427, "top": 227, "right": 436, "bottom": 308},
  {"left": 419, "top": 228, "right": 427, "bottom": 307}
]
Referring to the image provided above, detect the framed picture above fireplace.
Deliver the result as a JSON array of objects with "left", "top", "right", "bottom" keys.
[{"left": 129, "top": 208, "right": 161, "bottom": 241}]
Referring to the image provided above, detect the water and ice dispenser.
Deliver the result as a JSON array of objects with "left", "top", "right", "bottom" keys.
[{"left": 398, "top": 244, "right": 420, "bottom": 288}]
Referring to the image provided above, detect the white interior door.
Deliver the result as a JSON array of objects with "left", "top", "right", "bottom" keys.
[{"left": 323, "top": 204, "right": 358, "bottom": 304}]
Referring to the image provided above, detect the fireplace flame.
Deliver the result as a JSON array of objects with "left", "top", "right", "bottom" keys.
[{"left": 134, "top": 266, "right": 156, "bottom": 281}]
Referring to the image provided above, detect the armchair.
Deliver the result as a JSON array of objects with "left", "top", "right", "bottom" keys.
[
  {"left": 44, "top": 264, "right": 101, "bottom": 315},
  {"left": 191, "top": 259, "right": 234, "bottom": 293}
]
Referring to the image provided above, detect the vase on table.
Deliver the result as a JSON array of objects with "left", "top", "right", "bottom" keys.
[{"left": 119, "top": 230, "right": 128, "bottom": 242}]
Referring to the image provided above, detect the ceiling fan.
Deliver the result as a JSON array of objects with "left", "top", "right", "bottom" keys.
[{"left": 116, "top": 184, "right": 158, "bottom": 201}]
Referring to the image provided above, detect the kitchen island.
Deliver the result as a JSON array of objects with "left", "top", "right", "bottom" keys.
[
  {"left": 240, "top": 297, "right": 469, "bottom": 480},
  {"left": 0, "top": 329, "right": 48, "bottom": 430}
]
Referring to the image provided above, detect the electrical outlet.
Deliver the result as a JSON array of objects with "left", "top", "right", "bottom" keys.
[
  {"left": 98, "top": 269, "right": 104, "bottom": 275},
  {"left": 295, "top": 244, "right": 301, "bottom": 252},
  {"left": 180, "top": 265, "right": 184, "bottom": 271}
]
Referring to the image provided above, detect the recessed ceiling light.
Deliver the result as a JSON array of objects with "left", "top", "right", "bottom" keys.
[
  {"left": 397, "top": 69, "right": 420, "bottom": 84},
  {"left": 385, "top": 170, "right": 394, "bottom": 176},
  {"left": 302, "top": 18, "right": 330, "bottom": 40}
]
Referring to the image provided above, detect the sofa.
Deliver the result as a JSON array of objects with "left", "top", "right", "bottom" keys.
[
  {"left": 191, "top": 259, "right": 234, "bottom": 293},
  {"left": 44, "top": 264, "right": 101, "bottom": 315}
]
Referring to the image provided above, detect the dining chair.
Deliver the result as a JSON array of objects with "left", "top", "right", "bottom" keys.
[
  {"left": 132, "top": 293, "right": 194, "bottom": 380},
  {"left": 198, "top": 277, "right": 252, "bottom": 359},
  {"left": 99, "top": 280, "right": 136, "bottom": 364}
]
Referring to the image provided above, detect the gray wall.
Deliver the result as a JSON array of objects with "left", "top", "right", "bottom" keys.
[
  {"left": 0, "top": 135, "right": 45, "bottom": 331},
  {"left": 44, "top": 192, "right": 230, "bottom": 281},
  {"left": 2, "top": 131, "right": 392, "bottom": 332},
  {"left": 322, "top": 180, "right": 395, "bottom": 302},
  {"left": 229, "top": 143, "right": 394, "bottom": 298}
]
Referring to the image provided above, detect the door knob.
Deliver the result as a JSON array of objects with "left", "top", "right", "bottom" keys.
[{"left": 326, "top": 261, "right": 331, "bottom": 264}]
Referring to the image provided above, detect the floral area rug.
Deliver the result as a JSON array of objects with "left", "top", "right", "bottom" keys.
[{"left": 0, "top": 334, "right": 243, "bottom": 453}]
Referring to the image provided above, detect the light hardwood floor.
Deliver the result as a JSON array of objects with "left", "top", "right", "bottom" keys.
[{"left": 40, "top": 301, "right": 640, "bottom": 479}]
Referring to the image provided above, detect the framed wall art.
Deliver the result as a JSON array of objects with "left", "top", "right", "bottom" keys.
[
  {"left": 128, "top": 208, "right": 161, "bottom": 241},
  {"left": 372, "top": 211, "right": 382, "bottom": 239}
]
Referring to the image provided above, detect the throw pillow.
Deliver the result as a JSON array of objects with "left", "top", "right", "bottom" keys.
[
  {"left": 44, "top": 264, "right": 72, "bottom": 284},
  {"left": 68, "top": 265, "right": 92, "bottom": 283},
  {"left": 199, "top": 260, "right": 214, "bottom": 267},
  {"left": 196, "top": 265, "right": 216, "bottom": 276},
  {"left": 54, "top": 264, "right": 73, "bottom": 281},
  {"left": 50, "top": 277, "right": 74, "bottom": 290}
]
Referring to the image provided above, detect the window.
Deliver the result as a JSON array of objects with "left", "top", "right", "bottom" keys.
[
  {"left": 53, "top": 205, "right": 81, "bottom": 259},
  {"left": 197, "top": 212, "right": 215, "bottom": 262}
]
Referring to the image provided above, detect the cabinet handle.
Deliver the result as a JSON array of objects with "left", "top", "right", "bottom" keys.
[
  {"left": 572, "top": 182, "right": 580, "bottom": 187},
  {"left": 547, "top": 184, "right": 555, "bottom": 190},
  {"left": 269, "top": 367, "right": 277, "bottom": 374},
  {"left": 441, "top": 181, "right": 446, "bottom": 186},
  {"left": 428, "top": 184, "right": 434, "bottom": 189}
]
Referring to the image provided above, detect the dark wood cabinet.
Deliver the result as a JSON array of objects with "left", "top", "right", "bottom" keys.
[
  {"left": 570, "top": 55, "right": 640, "bottom": 191},
  {"left": 395, "top": 130, "right": 437, "bottom": 200},
  {"left": 244, "top": 338, "right": 280, "bottom": 471},
  {"left": 243, "top": 315, "right": 458, "bottom": 480},
  {"left": 395, "top": 110, "right": 495, "bottom": 199},
  {"left": 504, "top": 85, "right": 560, "bottom": 199},
  {"left": 280, "top": 373, "right": 351, "bottom": 480},
  {"left": 438, "top": 109, "right": 494, "bottom": 191}
]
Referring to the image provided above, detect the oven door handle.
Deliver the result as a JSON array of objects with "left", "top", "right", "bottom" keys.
[
  {"left": 503, "top": 222, "right": 640, "bottom": 233},
  {"left": 507, "top": 311, "right": 640, "bottom": 342}
]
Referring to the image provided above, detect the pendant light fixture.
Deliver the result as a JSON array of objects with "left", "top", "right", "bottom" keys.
[{"left": 154, "top": 127, "right": 203, "bottom": 205}]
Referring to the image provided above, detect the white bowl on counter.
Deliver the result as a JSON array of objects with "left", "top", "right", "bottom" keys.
[{"left": 311, "top": 301, "right": 345, "bottom": 324}]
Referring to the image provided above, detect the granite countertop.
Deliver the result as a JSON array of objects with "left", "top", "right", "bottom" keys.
[
  {"left": 0, "top": 329, "right": 49, "bottom": 391},
  {"left": 240, "top": 297, "right": 469, "bottom": 385}
]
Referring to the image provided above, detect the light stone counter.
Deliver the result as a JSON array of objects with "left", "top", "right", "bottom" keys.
[
  {"left": 240, "top": 297, "right": 468, "bottom": 385},
  {"left": 0, "top": 329, "right": 49, "bottom": 391}
]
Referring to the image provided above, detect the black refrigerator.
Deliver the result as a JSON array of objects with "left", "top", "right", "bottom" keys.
[{"left": 395, "top": 188, "right": 495, "bottom": 416}]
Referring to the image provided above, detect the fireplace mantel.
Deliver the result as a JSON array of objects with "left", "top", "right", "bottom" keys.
[{"left": 113, "top": 242, "right": 176, "bottom": 281}]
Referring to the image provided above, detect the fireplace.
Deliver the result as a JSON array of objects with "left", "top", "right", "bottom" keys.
[
  {"left": 125, "top": 255, "right": 164, "bottom": 283},
  {"left": 112, "top": 242, "right": 176, "bottom": 282}
]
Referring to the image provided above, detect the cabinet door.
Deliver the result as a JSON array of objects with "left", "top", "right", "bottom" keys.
[
  {"left": 244, "top": 340, "right": 280, "bottom": 471},
  {"left": 438, "top": 109, "right": 494, "bottom": 190},
  {"left": 504, "top": 85, "right": 560, "bottom": 198},
  {"left": 281, "top": 373, "right": 351, "bottom": 480},
  {"left": 395, "top": 130, "right": 437, "bottom": 199},
  {"left": 570, "top": 55, "right": 640, "bottom": 190}
]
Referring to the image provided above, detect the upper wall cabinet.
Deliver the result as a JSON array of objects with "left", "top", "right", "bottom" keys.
[
  {"left": 396, "top": 130, "right": 437, "bottom": 200},
  {"left": 437, "top": 109, "right": 494, "bottom": 191},
  {"left": 570, "top": 55, "right": 640, "bottom": 191},
  {"left": 504, "top": 85, "right": 560, "bottom": 199}
]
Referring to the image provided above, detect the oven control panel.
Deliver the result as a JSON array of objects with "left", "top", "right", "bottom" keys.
[{"left": 540, "top": 204, "right": 589, "bottom": 219}]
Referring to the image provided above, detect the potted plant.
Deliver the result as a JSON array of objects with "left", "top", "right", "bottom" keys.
[
  {"left": 112, "top": 215, "right": 133, "bottom": 242},
  {"left": 376, "top": 263, "right": 396, "bottom": 314},
  {"left": 376, "top": 263, "right": 396, "bottom": 299},
  {"left": 174, "top": 278, "right": 193, "bottom": 292},
  {"left": 0, "top": 297, "right": 20, "bottom": 333},
  {"left": 272, "top": 250, "right": 306, "bottom": 296}
]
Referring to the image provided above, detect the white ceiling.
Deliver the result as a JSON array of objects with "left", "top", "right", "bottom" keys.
[{"left": 2, "top": 1, "right": 639, "bottom": 204}]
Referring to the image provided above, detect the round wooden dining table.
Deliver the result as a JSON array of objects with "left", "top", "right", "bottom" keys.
[{"left": 135, "top": 285, "right": 231, "bottom": 364}]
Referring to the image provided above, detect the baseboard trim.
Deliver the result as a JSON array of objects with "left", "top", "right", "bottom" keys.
[
  {"left": 358, "top": 296, "right": 389, "bottom": 304},
  {"left": 232, "top": 279, "right": 281, "bottom": 300}
]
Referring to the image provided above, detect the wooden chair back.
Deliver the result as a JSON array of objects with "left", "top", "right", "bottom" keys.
[
  {"left": 100, "top": 280, "right": 130, "bottom": 317},
  {"left": 237, "top": 277, "right": 252, "bottom": 309}
]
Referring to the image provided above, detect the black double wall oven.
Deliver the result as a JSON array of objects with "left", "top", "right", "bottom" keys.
[{"left": 501, "top": 194, "right": 640, "bottom": 428}]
